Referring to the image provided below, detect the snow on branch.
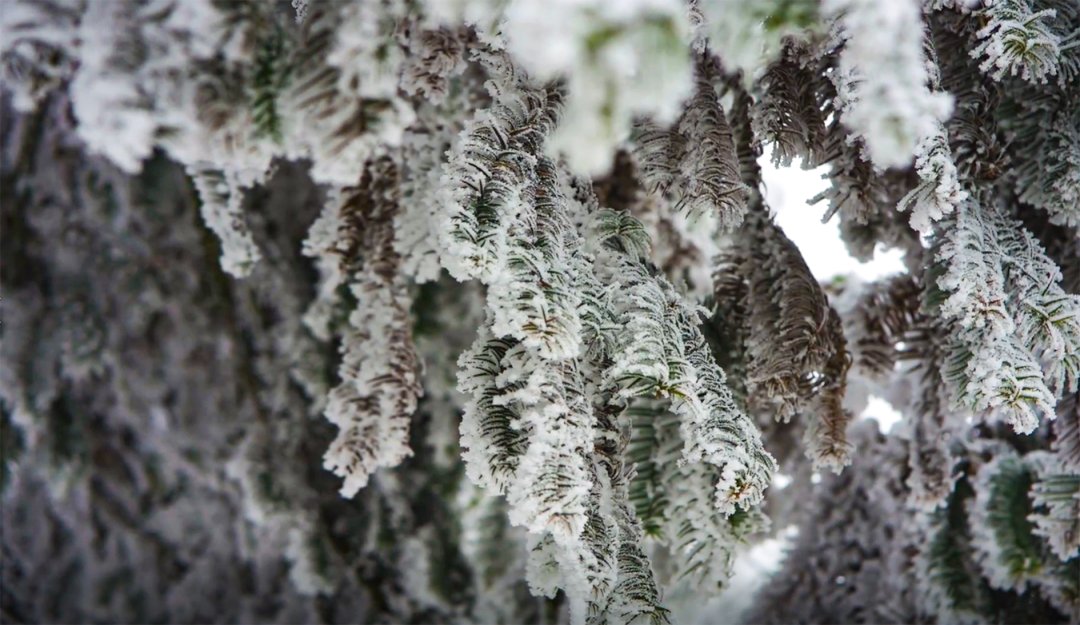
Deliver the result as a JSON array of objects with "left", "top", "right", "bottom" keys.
[
  {"left": 188, "top": 164, "right": 262, "bottom": 278},
  {"left": 592, "top": 209, "right": 776, "bottom": 514},
  {"left": 935, "top": 200, "right": 1080, "bottom": 434},
  {"left": 7, "top": 1, "right": 1080, "bottom": 621},
  {"left": 1026, "top": 451, "right": 1080, "bottom": 561},
  {"left": 971, "top": 0, "right": 1064, "bottom": 84},
  {"left": 825, "top": 0, "right": 953, "bottom": 168},
  {"left": 502, "top": 0, "right": 694, "bottom": 175},
  {"left": 317, "top": 160, "right": 423, "bottom": 498}
]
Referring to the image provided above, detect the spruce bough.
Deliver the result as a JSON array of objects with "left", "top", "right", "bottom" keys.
[{"left": 1, "top": 0, "right": 1078, "bottom": 622}]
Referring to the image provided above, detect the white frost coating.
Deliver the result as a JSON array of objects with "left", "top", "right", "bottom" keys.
[
  {"left": 593, "top": 218, "right": 774, "bottom": 514},
  {"left": 300, "top": 191, "right": 349, "bottom": 341},
  {"left": 825, "top": 0, "right": 952, "bottom": 168},
  {"left": 451, "top": 177, "right": 680, "bottom": 617},
  {"left": 438, "top": 87, "right": 536, "bottom": 282},
  {"left": 328, "top": 0, "right": 405, "bottom": 101},
  {"left": 674, "top": 459, "right": 756, "bottom": 586},
  {"left": 897, "top": 125, "right": 969, "bottom": 234},
  {"left": 457, "top": 332, "right": 521, "bottom": 493},
  {"left": 553, "top": 525, "right": 618, "bottom": 625},
  {"left": 690, "top": 0, "right": 814, "bottom": 84},
  {"left": 188, "top": 165, "right": 263, "bottom": 278},
  {"left": 395, "top": 82, "right": 475, "bottom": 282},
  {"left": 605, "top": 262, "right": 673, "bottom": 397},
  {"left": 1026, "top": 451, "right": 1080, "bottom": 561},
  {"left": 525, "top": 534, "right": 563, "bottom": 599},
  {"left": 635, "top": 63, "right": 749, "bottom": 233},
  {"left": 1024, "top": 114, "right": 1080, "bottom": 228},
  {"left": 522, "top": 482, "right": 623, "bottom": 625},
  {"left": 530, "top": 468, "right": 623, "bottom": 625},
  {"left": 69, "top": 0, "right": 228, "bottom": 173},
  {"left": 282, "top": 97, "right": 414, "bottom": 187},
  {"left": 971, "top": 0, "right": 1062, "bottom": 84},
  {"left": 966, "top": 340, "right": 1050, "bottom": 434},
  {"left": 66, "top": 0, "right": 413, "bottom": 190},
  {"left": 422, "top": 0, "right": 508, "bottom": 38},
  {"left": 4, "top": 0, "right": 279, "bottom": 264},
  {"left": 438, "top": 54, "right": 585, "bottom": 360},
  {"left": 457, "top": 333, "right": 594, "bottom": 541},
  {"left": 678, "top": 305, "right": 774, "bottom": 513},
  {"left": 278, "top": 1, "right": 415, "bottom": 186},
  {"left": 967, "top": 452, "right": 1038, "bottom": 593},
  {"left": 69, "top": 1, "right": 157, "bottom": 173},
  {"left": 997, "top": 224, "right": 1080, "bottom": 397},
  {"left": 487, "top": 161, "right": 584, "bottom": 361},
  {"left": 632, "top": 400, "right": 770, "bottom": 591},
  {"left": 291, "top": 0, "right": 309, "bottom": 23},
  {"left": 486, "top": 248, "right": 583, "bottom": 361},
  {"left": 937, "top": 201, "right": 1060, "bottom": 434},
  {"left": 0, "top": 0, "right": 82, "bottom": 112},
  {"left": 497, "top": 346, "right": 594, "bottom": 538},
  {"left": 399, "top": 27, "right": 467, "bottom": 104},
  {"left": 938, "top": 205, "right": 1014, "bottom": 339},
  {"left": 601, "top": 482, "right": 667, "bottom": 624},
  {"left": 317, "top": 164, "right": 424, "bottom": 499},
  {"left": 323, "top": 279, "right": 421, "bottom": 498},
  {"left": 7, "top": 0, "right": 1080, "bottom": 620},
  {"left": 438, "top": 155, "right": 524, "bottom": 282},
  {"left": 925, "top": 0, "right": 985, "bottom": 11},
  {"left": 396, "top": 128, "right": 451, "bottom": 282},
  {"left": 502, "top": 0, "right": 693, "bottom": 174}
]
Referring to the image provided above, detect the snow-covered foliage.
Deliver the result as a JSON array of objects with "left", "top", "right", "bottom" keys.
[
  {"left": 310, "top": 160, "right": 424, "bottom": 498},
  {"left": 1027, "top": 451, "right": 1080, "bottom": 562},
  {"left": 188, "top": 164, "right": 263, "bottom": 277},
  {"left": 970, "top": 0, "right": 1066, "bottom": 84},
  {"left": 824, "top": 0, "right": 953, "bottom": 169},
  {"left": 690, "top": 0, "right": 820, "bottom": 84},
  {"left": 502, "top": 0, "right": 694, "bottom": 175},
  {"left": 937, "top": 200, "right": 1080, "bottom": 434},
  {"left": 3, "top": 1, "right": 1080, "bottom": 623},
  {"left": 0, "top": 0, "right": 82, "bottom": 112},
  {"left": 897, "top": 39, "right": 967, "bottom": 235}
]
